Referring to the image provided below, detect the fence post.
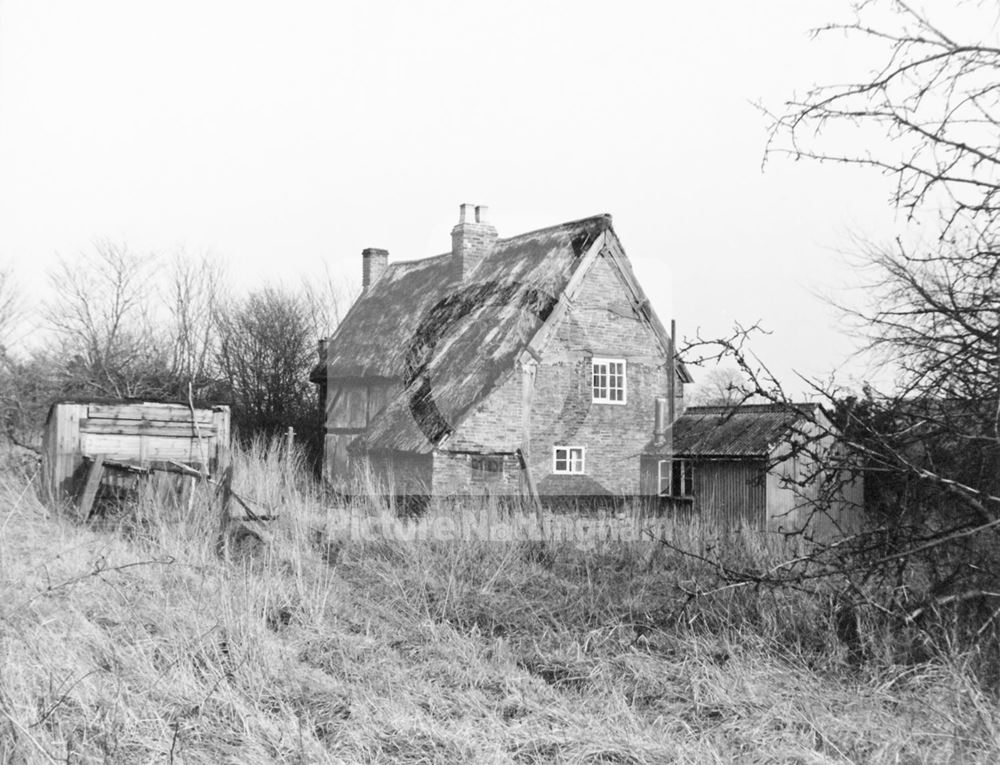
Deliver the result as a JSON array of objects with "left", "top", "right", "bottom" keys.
[{"left": 215, "top": 464, "right": 234, "bottom": 559}]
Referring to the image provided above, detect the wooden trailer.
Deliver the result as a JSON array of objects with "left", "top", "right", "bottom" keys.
[{"left": 41, "top": 400, "right": 231, "bottom": 514}]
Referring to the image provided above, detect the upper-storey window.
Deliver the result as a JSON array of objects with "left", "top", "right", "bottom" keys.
[{"left": 592, "top": 358, "right": 627, "bottom": 404}]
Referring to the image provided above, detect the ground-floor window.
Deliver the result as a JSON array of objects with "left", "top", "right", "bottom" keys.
[
  {"left": 659, "top": 459, "right": 693, "bottom": 497},
  {"left": 470, "top": 454, "right": 505, "bottom": 483},
  {"left": 553, "top": 446, "right": 585, "bottom": 474}
]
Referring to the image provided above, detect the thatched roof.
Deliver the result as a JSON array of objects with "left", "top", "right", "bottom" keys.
[
  {"left": 315, "top": 214, "right": 687, "bottom": 455},
  {"left": 647, "top": 403, "right": 827, "bottom": 458},
  {"left": 315, "top": 215, "right": 607, "bottom": 382}
]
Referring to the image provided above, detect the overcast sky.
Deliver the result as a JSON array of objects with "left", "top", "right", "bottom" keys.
[{"left": 0, "top": 1, "right": 908, "bottom": 394}]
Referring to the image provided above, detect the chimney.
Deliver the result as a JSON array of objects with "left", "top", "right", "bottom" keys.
[
  {"left": 451, "top": 203, "right": 497, "bottom": 280},
  {"left": 362, "top": 248, "right": 388, "bottom": 290}
]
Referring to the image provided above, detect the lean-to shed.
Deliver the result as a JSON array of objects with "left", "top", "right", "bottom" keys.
[
  {"left": 41, "top": 400, "right": 231, "bottom": 504},
  {"left": 643, "top": 403, "right": 863, "bottom": 536}
]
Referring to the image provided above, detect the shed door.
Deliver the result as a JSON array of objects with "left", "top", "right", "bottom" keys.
[{"left": 692, "top": 459, "right": 766, "bottom": 530}]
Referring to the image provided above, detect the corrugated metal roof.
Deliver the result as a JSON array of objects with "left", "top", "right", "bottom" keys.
[{"left": 649, "top": 403, "right": 826, "bottom": 458}]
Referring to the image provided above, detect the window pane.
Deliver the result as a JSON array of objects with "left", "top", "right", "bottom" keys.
[
  {"left": 471, "top": 455, "right": 504, "bottom": 483},
  {"left": 593, "top": 361, "right": 607, "bottom": 399},
  {"left": 668, "top": 460, "right": 692, "bottom": 495},
  {"left": 555, "top": 447, "right": 584, "bottom": 474}
]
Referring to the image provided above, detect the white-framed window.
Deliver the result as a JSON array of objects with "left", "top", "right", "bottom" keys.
[
  {"left": 658, "top": 459, "right": 693, "bottom": 497},
  {"left": 553, "top": 446, "right": 586, "bottom": 475},
  {"left": 592, "top": 357, "right": 627, "bottom": 404}
]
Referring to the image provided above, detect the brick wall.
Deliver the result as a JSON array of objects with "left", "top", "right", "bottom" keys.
[
  {"left": 530, "top": 254, "right": 671, "bottom": 495},
  {"left": 431, "top": 451, "right": 521, "bottom": 497},
  {"left": 444, "top": 371, "right": 523, "bottom": 452},
  {"left": 452, "top": 219, "right": 498, "bottom": 280},
  {"left": 432, "top": 251, "right": 679, "bottom": 497}
]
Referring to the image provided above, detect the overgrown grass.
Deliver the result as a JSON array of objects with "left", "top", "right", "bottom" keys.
[{"left": 1, "top": 443, "right": 998, "bottom": 763}]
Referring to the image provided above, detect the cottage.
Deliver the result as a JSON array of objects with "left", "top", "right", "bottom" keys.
[
  {"left": 311, "top": 204, "right": 690, "bottom": 501},
  {"left": 642, "top": 403, "right": 863, "bottom": 534}
]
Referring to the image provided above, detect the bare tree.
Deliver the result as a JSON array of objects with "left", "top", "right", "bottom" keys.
[
  {"left": 301, "top": 262, "right": 359, "bottom": 341},
  {"left": 679, "top": 323, "right": 1000, "bottom": 675},
  {"left": 765, "top": 1, "right": 1000, "bottom": 238},
  {"left": 0, "top": 266, "right": 27, "bottom": 445},
  {"left": 761, "top": 1, "right": 1000, "bottom": 503},
  {"left": 0, "top": 266, "right": 23, "bottom": 354},
  {"left": 687, "top": 366, "right": 753, "bottom": 407},
  {"left": 165, "top": 251, "right": 226, "bottom": 397},
  {"left": 216, "top": 287, "right": 317, "bottom": 438},
  {"left": 664, "top": 3, "right": 1000, "bottom": 670},
  {"left": 44, "top": 240, "right": 169, "bottom": 398},
  {"left": 762, "top": 2, "right": 1000, "bottom": 412}
]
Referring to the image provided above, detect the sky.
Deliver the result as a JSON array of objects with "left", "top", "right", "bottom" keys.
[{"left": 0, "top": 1, "right": 907, "bottom": 395}]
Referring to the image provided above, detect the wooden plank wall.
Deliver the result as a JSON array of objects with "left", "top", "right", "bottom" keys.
[
  {"left": 324, "top": 381, "right": 398, "bottom": 485},
  {"left": 42, "top": 402, "right": 231, "bottom": 503},
  {"left": 45, "top": 403, "right": 83, "bottom": 503}
]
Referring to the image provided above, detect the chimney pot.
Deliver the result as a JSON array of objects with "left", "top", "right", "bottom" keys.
[
  {"left": 458, "top": 203, "right": 472, "bottom": 224},
  {"left": 475, "top": 205, "right": 488, "bottom": 223},
  {"left": 362, "top": 247, "right": 389, "bottom": 289}
]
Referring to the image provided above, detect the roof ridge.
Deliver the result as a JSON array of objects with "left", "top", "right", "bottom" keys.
[
  {"left": 367, "top": 215, "right": 611, "bottom": 273},
  {"left": 494, "top": 213, "right": 612, "bottom": 243},
  {"left": 383, "top": 251, "right": 452, "bottom": 268}
]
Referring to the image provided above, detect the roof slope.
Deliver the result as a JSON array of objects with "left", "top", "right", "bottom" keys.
[
  {"left": 314, "top": 252, "right": 454, "bottom": 381},
  {"left": 653, "top": 403, "right": 826, "bottom": 458},
  {"left": 325, "top": 215, "right": 612, "bottom": 453}
]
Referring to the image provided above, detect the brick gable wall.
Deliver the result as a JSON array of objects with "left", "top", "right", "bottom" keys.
[
  {"left": 527, "top": 254, "right": 671, "bottom": 495},
  {"left": 435, "top": 251, "right": 681, "bottom": 497}
]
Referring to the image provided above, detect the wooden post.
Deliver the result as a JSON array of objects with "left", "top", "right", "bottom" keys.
[
  {"left": 77, "top": 455, "right": 105, "bottom": 521},
  {"left": 518, "top": 358, "right": 543, "bottom": 532},
  {"left": 215, "top": 464, "right": 234, "bottom": 559},
  {"left": 181, "top": 474, "right": 196, "bottom": 515},
  {"left": 284, "top": 426, "right": 295, "bottom": 497},
  {"left": 211, "top": 407, "right": 231, "bottom": 477},
  {"left": 51, "top": 404, "right": 83, "bottom": 503},
  {"left": 516, "top": 448, "right": 544, "bottom": 531}
]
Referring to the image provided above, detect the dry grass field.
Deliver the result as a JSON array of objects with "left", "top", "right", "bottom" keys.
[{"left": 1, "top": 441, "right": 998, "bottom": 763}]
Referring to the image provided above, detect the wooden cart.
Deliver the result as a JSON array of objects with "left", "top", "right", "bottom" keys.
[{"left": 41, "top": 400, "right": 231, "bottom": 517}]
